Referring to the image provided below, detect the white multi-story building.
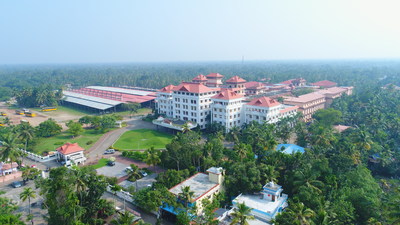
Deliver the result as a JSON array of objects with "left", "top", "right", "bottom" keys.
[
  {"left": 156, "top": 74, "right": 298, "bottom": 131},
  {"left": 156, "top": 85, "right": 175, "bottom": 117},
  {"left": 245, "top": 96, "right": 298, "bottom": 124},
  {"left": 211, "top": 89, "right": 245, "bottom": 131},
  {"left": 171, "top": 82, "right": 220, "bottom": 129}
]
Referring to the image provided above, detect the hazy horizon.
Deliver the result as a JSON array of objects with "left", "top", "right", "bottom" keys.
[{"left": 1, "top": 0, "right": 400, "bottom": 64}]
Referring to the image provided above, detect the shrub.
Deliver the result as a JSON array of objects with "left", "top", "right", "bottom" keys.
[
  {"left": 54, "top": 141, "right": 64, "bottom": 146},
  {"left": 86, "top": 140, "right": 94, "bottom": 145},
  {"left": 121, "top": 150, "right": 146, "bottom": 161}
]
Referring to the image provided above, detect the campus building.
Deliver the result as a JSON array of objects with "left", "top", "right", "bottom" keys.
[
  {"left": 156, "top": 74, "right": 352, "bottom": 128},
  {"left": 283, "top": 92, "right": 326, "bottom": 121},
  {"left": 156, "top": 74, "right": 299, "bottom": 131},
  {"left": 229, "top": 182, "right": 288, "bottom": 224},
  {"left": 161, "top": 167, "right": 224, "bottom": 217}
]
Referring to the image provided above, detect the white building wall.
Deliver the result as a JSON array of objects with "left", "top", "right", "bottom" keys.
[
  {"left": 211, "top": 98, "right": 245, "bottom": 132},
  {"left": 172, "top": 90, "right": 219, "bottom": 129},
  {"left": 156, "top": 92, "right": 174, "bottom": 117}
]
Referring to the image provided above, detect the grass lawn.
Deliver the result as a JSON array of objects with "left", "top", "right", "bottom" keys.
[
  {"left": 32, "top": 129, "right": 104, "bottom": 154},
  {"left": 113, "top": 108, "right": 152, "bottom": 117},
  {"left": 32, "top": 105, "right": 91, "bottom": 117},
  {"left": 113, "top": 129, "right": 173, "bottom": 150},
  {"left": 91, "top": 158, "right": 109, "bottom": 169}
]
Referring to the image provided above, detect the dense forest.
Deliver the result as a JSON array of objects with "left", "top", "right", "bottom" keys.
[
  {"left": 1, "top": 60, "right": 400, "bottom": 92},
  {"left": 1, "top": 60, "right": 400, "bottom": 224}
]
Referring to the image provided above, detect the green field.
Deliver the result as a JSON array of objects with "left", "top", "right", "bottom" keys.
[
  {"left": 113, "top": 129, "right": 173, "bottom": 150},
  {"left": 91, "top": 158, "right": 109, "bottom": 169},
  {"left": 32, "top": 129, "right": 103, "bottom": 154}
]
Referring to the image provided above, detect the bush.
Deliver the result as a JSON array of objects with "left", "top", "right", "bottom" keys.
[
  {"left": 86, "top": 140, "right": 94, "bottom": 145},
  {"left": 121, "top": 150, "right": 146, "bottom": 161}
]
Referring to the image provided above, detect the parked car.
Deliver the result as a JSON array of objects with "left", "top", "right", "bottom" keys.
[
  {"left": 107, "top": 161, "right": 115, "bottom": 166},
  {"left": 140, "top": 170, "right": 148, "bottom": 177},
  {"left": 11, "top": 181, "right": 22, "bottom": 188},
  {"left": 104, "top": 149, "right": 115, "bottom": 154},
  {"left": 125, "top": 167, "right": 133, "bottom": 172}
]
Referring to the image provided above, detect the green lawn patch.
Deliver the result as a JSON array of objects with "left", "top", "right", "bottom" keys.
[
  {"left": 32, "top": 129, "right": 104, "bottom": 154},
  {"left": 113, "top": 108, "right": 152, "bottom": 117},
  {"left": 91, "top": 158, "right": 109, "bottom": 169},
  {"left": 113, "top": 129, "right": 173, "bottom": 150}
]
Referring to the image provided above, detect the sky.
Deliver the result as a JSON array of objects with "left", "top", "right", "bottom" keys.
[{"left": 1, "top": 0, "right": 400, "bottom": 64}]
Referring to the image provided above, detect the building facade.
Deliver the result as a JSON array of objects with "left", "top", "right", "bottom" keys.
[{"left": 283, "top": 92, "right": 326, "bottom": 121}]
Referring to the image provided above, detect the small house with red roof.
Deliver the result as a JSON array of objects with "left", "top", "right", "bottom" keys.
[
  {"left": 0, "top": 162, "right": 19, "bottom": 176},
  {"left": 311, "top": 80, "right": 337, "bottom": 88},
  {"left": 246, "top": 97, "right": 298, "bottom": 124},
  {"left": 56, "top": 143, "right": 86, "bottom": 166}
]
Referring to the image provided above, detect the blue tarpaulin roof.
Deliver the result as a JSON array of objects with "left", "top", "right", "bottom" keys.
[{"left": 276, "top": 144, "right": 305, "bottom": 154}]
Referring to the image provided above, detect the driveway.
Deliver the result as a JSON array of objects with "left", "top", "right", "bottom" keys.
[
  {"left": 96, "top": 162, "right": 129, "bottom": 178},
  {"left": 0, "top": 181, "right": 47, "bottom": 225},
  {"left": 86, "top": 117, "right": 156, "bottom": 163},
  {"left": 119, "top": 173, "right": 157, "bottom": 191}
]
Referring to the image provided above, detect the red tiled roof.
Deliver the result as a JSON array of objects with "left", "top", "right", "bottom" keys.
[
  {"left": 245, "top": 82, "right": 265, "bottom": 89},
  {"left": 226, "top": 76, "right": 246, "bottom": 83},
  {"left": 284, "top": 92, "right": 325, "bottom": 103},
  {"left": 0, "top": 162, "right": 18, "bottom": 170},
  {"left": 280, "top": 80, "right": 294, "bottom": 85},
  {"left": 57, "top": 143, "right": 84, "bottom": 155},
  {"left": 247, "top": 96, "right": 281, "bottom": 108},
  {"left": 212, "top": 89, "right": 244, "bottom": 100},
  {"left": 280, "top": 105, "right": 299, "bottom": 113},
  {"left": 206, "top": 73, "right": 224, "bottom": 78},
  {"left": 158, "top": 85, "right": 176, "bottom": 93},
  {"left": 311, "top": 80, "right": 337, "bottom": 87},
  {"left": 192, "top": 74, "right": 208, "bottom": 81},
  {"left": 172, "top": 82, "right": 214, "bottom": 93}
]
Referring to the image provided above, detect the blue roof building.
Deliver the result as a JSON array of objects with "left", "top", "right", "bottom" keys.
[{"left": 276, "top": 144, "right": 305, "bottom": 154}]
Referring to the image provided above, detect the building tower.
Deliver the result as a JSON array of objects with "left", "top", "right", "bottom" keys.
[
  {"left": 192, "top": 74, "right": 208, "bottom": 85},
  {"left": 225, "top": 76, "right": 246, "bottom": 94},
  {"left": 206, "top": 73, "right": 224, "bottom": 87}
]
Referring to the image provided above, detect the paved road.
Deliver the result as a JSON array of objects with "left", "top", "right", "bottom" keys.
[
  {"left": 103, "top": 191, "right": 173, "bottom": 225},
  {"left": 86, "top": 117, "right": 156, "bottom": 163},
  {"left": 0, "top": 181, "right": 47, "bottom": 225}
]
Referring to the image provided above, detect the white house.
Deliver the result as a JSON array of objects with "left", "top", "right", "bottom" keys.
[
  {"left": 0, "top": 162, "right": 18, "bottom": 176},
  {"left": 56, "top": 143, "right": 86, "bottom": 166},
  {"left": 230, "top": 182, "right": 288, "bottom": 224},
  {"left": 211, "top": 89, "right": 245, "bottom": 132}
]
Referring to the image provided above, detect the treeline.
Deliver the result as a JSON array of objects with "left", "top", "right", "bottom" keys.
[
  {"left": 14, "top": 85, "right": 63, "bottom": 107},
  {"left": 0, "top": 60, "right": 400, "bottom": 91}
]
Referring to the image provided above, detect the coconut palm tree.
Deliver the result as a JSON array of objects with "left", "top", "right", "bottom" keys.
[
  {"left": 0, "top": 133, "right": 22, "bottom": 172},
  {"left": 182, "top": 122, "right": 190, "bottom": 133},
  {"left": 178, "top": 186, "right": 194, "bottom": 209},
  {"left": 126, "top": 164, "right": 141, "bottom": 191},
  {"left": 229, "top": 203, "right": 255, "bottom": 225},
  {"left": 20, "top": 187, "right": 37, "bottom": 215},
  {"left": 110, "top": 184, "right": 122, "bottom": 205},
  {"left": 234, "top": 143, "right": 250, "bottom": 162},
  {"left": 111, "top": 210, "right": 136, "bottom": 225},
  {"left": 285, "top": 202, "right": 315, "bottom": 225},
  {"left": 144, "top": 147, "right": 161, "bottom": 170},
  {"left": 16, "top": 122, "right": 35, "bottom": 151},
  {"left": 293, "top": 169, "right": 324, "bottom": 194}
]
